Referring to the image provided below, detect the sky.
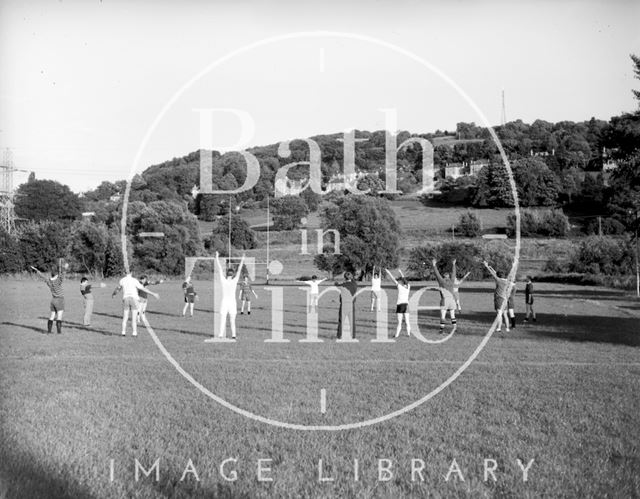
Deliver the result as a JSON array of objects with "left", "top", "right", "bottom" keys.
[{"left": 1, "top": 0, "right": 639, "bottom": 192}]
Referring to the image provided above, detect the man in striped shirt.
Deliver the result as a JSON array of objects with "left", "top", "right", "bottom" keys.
[{"left": 31, "top": 262, "right": 65, "bottom": 334}]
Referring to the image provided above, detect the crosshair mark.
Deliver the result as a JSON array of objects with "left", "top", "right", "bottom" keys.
[{"left": 320, "top": 388, "right": 326, "bottom": 414}]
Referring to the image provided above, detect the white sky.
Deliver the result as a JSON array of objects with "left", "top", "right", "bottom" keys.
[{"left": 1, "top": 0, "right": 639, "bottom": 192}]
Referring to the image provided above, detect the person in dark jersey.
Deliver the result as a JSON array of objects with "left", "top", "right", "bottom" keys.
[
  {"left": 136, "top": 275, "right": 162, "bottom": 323},
  {"left": 31, "top": 261, "right": 66, "bottom": 334},
  {"left": 334, "top": 272, "right": 358, "bottom": 339},
  {"left": 181, "top": 276, "right": 198, "bottom": 317},
  {"left": 238, "top": 276, "right": 258, "bottom": 315},
  {"left": 523, "top": 275, "right": 537, "bottom": 323}
]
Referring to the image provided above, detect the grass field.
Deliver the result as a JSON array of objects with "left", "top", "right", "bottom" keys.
[{"left": 1, "top": 277, "right": 639, "bottom": 498}]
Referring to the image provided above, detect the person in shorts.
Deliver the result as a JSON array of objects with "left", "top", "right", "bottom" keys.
[
  {"left": 385, "top": 268, "right": 411, "bottom": 338},
  {"left": 432, "top": 259, "right": 458, "bottom": 334},
  {"left": 137, "top": 275, "right": 162, "bottom": 323},
  {"left": 238, "top": 275, "right": 258, "bottom": 315},
  {"left": 80, "top": 277, "right": 94, "bottom": 327},
  {"left": 297, "top": 275, "right": 325, "bottom": 314},
  {"left": 483, "top": 260, "right": 512, "bottom": 333},
  {"left": 112, "top": 273, "right": 159, "bottom": 336},
  {"left": 31, "top": 262, "right": 66, "bottom": 334},
  {"left": 452, "top": 259, "right": 471, "bottom": 312},
  {"left": 181, "top": 276, "right": 198, "bottom": 317}
]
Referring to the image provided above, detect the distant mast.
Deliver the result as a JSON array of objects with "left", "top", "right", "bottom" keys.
[{"left": 501, "top": 89, "right": 507, "bottom": 126}]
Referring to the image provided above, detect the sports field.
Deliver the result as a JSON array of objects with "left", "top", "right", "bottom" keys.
[{"left": 1, "top": 278, "right": 639, "bottom": 498}]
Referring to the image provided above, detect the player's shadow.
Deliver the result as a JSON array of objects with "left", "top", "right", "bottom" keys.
[
  {"left": 151, "top": 325, "right": 212, "bottom": 338},
  {"left": 24, "top": 318, "right": 116, "bottom": 337},
  {"left": 2, "top": 321, "right": 47, "bottom": 335},
  {"left": 53, "top": 318, "right": 117, "bottom": 336},
  {"left": 92, "top": 311, "right": 122, "bottom": 320}
]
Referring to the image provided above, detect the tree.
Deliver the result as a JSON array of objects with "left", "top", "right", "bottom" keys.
[
  {"left": 569, "top": 236, "right": 633, "bottom": 275},
  {"left": 471, "top": 162, "right": 514, "bottom": 208},
  {"left": 631, "top": 53, "right": 640, "bottom": 105},
  {"left": 17, "top": 220, "right": 72, "bottom": 270},
  {"left": 313, "top": 244, "right": 346, "bottom": 279},
  {"left": 104, "top": 229, "right": 125, "bottom": 277},
  {"left": 356, "top": 175, "right": 386, "bottom": 196},
  {"left": 126, "top": 200, "right": 204, "bottom": 274},
  {"left": 212, "top": 214, "right": 257, "bottom": 251},
  {"left": 455, "top": 211, "right": 482, "bottom": 237},
  {"left": 70, "top": 221, "right": 110, "bottom": 276},
  {"left": 271, "top": 196, "right": 309, "bottom": 231},
  {"left": 506, "top": 209, "right": 570, "bottom": 238},
  {"left": 14, "top": 180, "right": 82, "bottom": 221},
  {"left": 317, "top": 196, "right": 401, "bottom": 275},
  {"left": 0, "top": 229, "right": 24, "bottom": 273},
  {"left": 512, "top": 157, "right": 560, "bottom": 206},
  {"left": 83, "top": 181, "right": 120, "bottom": 202}
]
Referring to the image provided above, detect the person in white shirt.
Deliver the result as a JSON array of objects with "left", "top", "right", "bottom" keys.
[
  {"left": 297, "top": 275, "right": 326, "bottom": 313},
  {"left": 370, "top": 267, "right": 382, "bottom": 312},
  {"left": 112, "top": 273, "right": 159, "bottom": 337},
  {"left": 214, "top": 251, "right": 245, "bottom": 339},
  {"left": 385, "top": 268, "right": 411, "bottom": 338}
]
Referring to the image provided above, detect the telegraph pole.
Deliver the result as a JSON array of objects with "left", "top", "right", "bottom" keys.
[{"left": 0, "top": 148, "right": 27, "bottom": 234}]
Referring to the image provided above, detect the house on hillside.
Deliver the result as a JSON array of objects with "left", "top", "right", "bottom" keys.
[
  {"left": 469, "top": 160, "right": 489, "bottom": 176},
  {"left": 602, "top": 148, "right": 619, "bottom": 173},
  {"left": 325, "top": 171, "right": 371, "bottom": 192},
  {"left": 274, "top": 177, "right": 306, "bottom": 196},
  {"left": 443, "top": 163, "right": 464, "bottom": 179}
]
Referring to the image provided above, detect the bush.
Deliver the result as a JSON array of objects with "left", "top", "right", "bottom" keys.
[
  {"left": 568, "top": 236, "right": 633, "bottom": 276},
  {"left": 212, "top": 215, "right": 256, "bottom": 251},
  {"left": 0, "top": 229, "right": 24, "bottom": 273},
  {"left": 585, "top": 217, "right": 627, "bottom": 236},
  {"left": 272, "top": 196, "right": 309, "bottom": 231},
  {"left": 506, "top": 209, "right": 570, "bottom": 238},
  {"left": 408, "top": 241, "right": 514, "bottom": 280},
  {"left": 407, "top": 242, "right": 505, "bottom": 280},
  {"left": 455, "top": 211, "right": 482, "bottom": 237},
  {"left": 17, "top": 220, "right": 72, "bottom": 271},
  {"left": 538, "top": 210, "right": 570, "bottom": 237},
  {"left": 481, "top": 244, "right": 514, "bottom": 279},
  {"left": 543, "top": 256, "right": 567, "bottom": 273}
]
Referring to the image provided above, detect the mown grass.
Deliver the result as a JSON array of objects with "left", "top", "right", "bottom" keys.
[{"left": 1, "top": 279, "right": 639, "bottom": 498}]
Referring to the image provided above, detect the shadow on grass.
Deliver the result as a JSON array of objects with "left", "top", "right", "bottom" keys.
[
  {"left": 3, "top": 320, "right": 116, "bottom": 338},
  {"left": 442, "top": 310, "right": 640, "bottom": 347},
  {"left": 33, "top": 317, "right": 117, "bottom": 337},
  {"left": 0, "top": 444, "right": 96, "bottom": 499}
]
